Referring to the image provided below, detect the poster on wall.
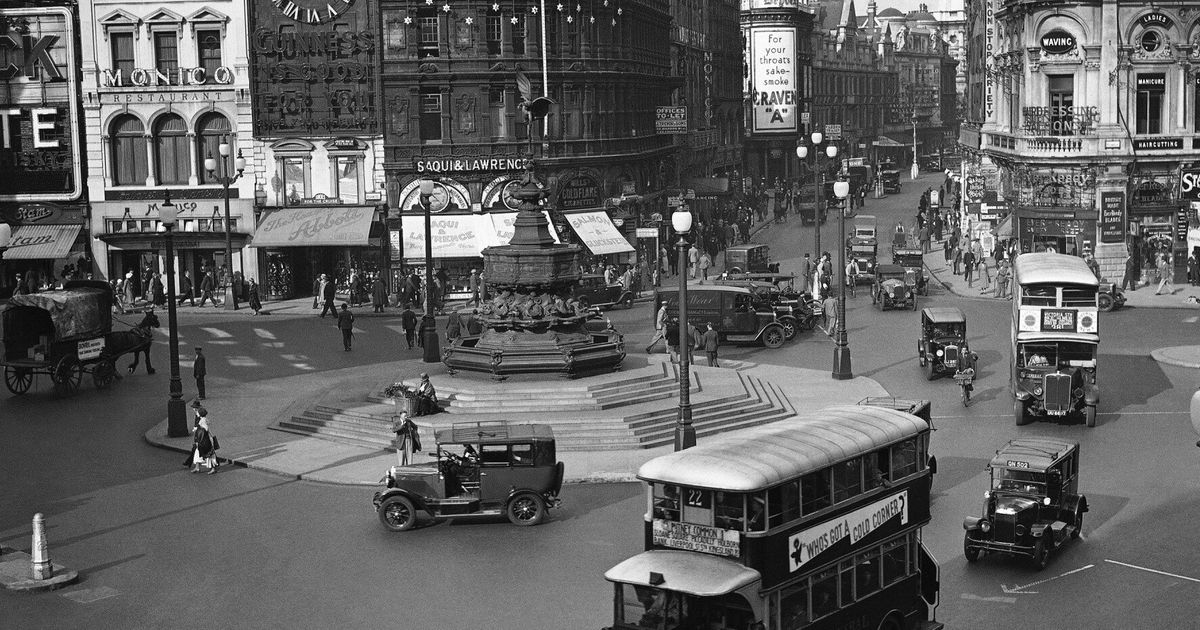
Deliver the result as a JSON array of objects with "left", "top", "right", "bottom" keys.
[
  {"left": 0, "top": 7, "right": 82, "bottom": 201},
  {"left": 1099, "top": 191, "right": 1125, "bottom": 243},
  {"left": 746, "top": 27, "right": 798, "bottom": 135}
]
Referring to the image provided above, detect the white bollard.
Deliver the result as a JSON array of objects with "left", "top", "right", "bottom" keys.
[{"left": 30, "top": 513, "right": 52, "bottom": 580}]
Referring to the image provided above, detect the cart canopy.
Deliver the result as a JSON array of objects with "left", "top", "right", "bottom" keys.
[{"left": 3, "top": 286, "right": 113, "bottom": 341}]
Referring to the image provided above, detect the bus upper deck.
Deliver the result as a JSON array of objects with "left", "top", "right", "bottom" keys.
[{"left": 1011, "top": 253, "right": 1099, "bottom": 336}]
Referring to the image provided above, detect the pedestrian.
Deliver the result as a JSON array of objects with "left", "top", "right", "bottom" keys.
[
  {"left": 1083, "top": 250, "right": 1101, "bottom": 281},
  {"left": 943, "top": 238, "right": 953, "bottom": 264},
  {"left": 661, "top": 245, "right": 672, "bottom": 277},
  {"left": 193, "top": 346, "right": 207, "bottom": 400},
  {"left": 1188, "top": 250, "right": 1199, "bottom": 286},
  {"left": 185, "top": 412, "right": 218, "bottom": 474},
  {"left": 953, "top": 241, "right": 964, "bottom": 275},
  {"left": 822, "top": 294, "right": 837, "bottom": 336},
  {"left": 401, "top": 304, "right": 418, "bottom": 349},
  {"left": 248, "top": 278, "right": 263, "bottom": 315},
  {"left": 178, "top": 271, "right": 195, "bottom": 306},
  {"left": 918, "top": 225, "right": 931, "bottom": 254},
  {"left": 845, "top": 258, "right": 859, "bottom": 298},
  {"left": 665, "top": 318, "right": 681, "bottom": 364},
  {"left": 319, "top": 274, "right": 337, "bottom": 317},
  {"left": 337, "top": 303, "right": 355, "bottom": 351},
  {"left": 415, "top": 373, "right": 439, "bottom": 415},
  {"left": 468, "top": 269, "right": 480, "bottom": 305},
  {"left": 198, "top": 270, "right": 217, "bottom": 307},
  {"left": 1155, "top": 252, "right": 1175, "bottom": 295},
  {"left": 604, "top": 264, "right": 617, "bottom": 285},
  {"left": 150, "top": 272, "right": 165, "bottom": 306},
  {"left": 971, "top": 239, "right": 991, "bottom": 287},
  {"left": 446, "top": 310, "right": 462, "bottom": 344},
  {"left": 466, "top": 308, "right": 483, "bottom": 335},
  {"left": 646, "top": 303, "right": 668, "bottom": 353},
  {"left": 312, "top": 274, "right": 322, "bottom": 309},
  {"left": 995, "top": 259, "right": 1011, "bottom": 299},
  {"left": 699, "top": 252, "right": 712, "bottom": 280},
  {"left": 962, "top": 245, "right": 976, "bottom": 287},
  {"left": 348, "top": 268, "right": 361, "bottom": 307},
  {"left": 371, "top": 275, "right": 387, "bottom": 313},
  {"left": 392, "top": 411, "right": 421, "bottom": 466},
  {"left": 797, "top": 253, "right": 812, "bottom": 294},
  {"left": 688, "top": 244, "right": 700, "bottom": 279},
  {"left": 702, "top": 322, "right": 720, "bottom": 367}
]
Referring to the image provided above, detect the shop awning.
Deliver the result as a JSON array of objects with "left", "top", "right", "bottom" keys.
[
  {"left": 400, "top": 212, "right": 561, "bottom": 260},
  {"left": 3, "top": 224, "right": 81, "bottom": 259},
  {"left": 683, "top": 177, "right": 731, "bottom": 195},
  {"left": 486, "top": 211, "right": 560, "bottom": 247},
  {"left": 994, "top": 213, "right": 1014, "bottom": 240},
  {"left": 249, "top": 206, "right": 376, "bottom": 247},
  {"left": 565, "top": 211, "right": 635, "bottom": 255},
  {"left": 874, "top": 135, "right": 920, "bottom": 148},
  {"left": 604, "top": 550, "right": 761, "bottom": 596}
]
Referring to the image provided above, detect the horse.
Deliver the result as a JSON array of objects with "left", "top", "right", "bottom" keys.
[{"left": 105, "top": 309, "right": 161, "bottom": 375}]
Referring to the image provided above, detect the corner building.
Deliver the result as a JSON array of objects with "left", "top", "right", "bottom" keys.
[
  {"left": 970, "top": 1, "right": 1200, "bottom": 281},
  {"left": 80, "top": 0, "right": 257, "bottom": 292},
  {"left": 378, "top": 0, "right": 675, "bottom": 296}
]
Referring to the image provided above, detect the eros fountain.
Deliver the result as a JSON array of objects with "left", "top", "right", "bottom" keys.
[{"left": 442, "top": 157, "right": 625, "bottom": 379}]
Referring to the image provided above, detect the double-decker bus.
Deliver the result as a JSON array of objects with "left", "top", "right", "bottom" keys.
[
  {"left": 1010, "top": 253, "right": 1100, "bottom": 427},
  {"left": 603, "top": 405, "right": 942, "bottom": 630}
]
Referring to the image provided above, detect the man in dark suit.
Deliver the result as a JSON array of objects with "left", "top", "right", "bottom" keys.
[
  {"left": 319, "top": 274, "right": 337, "bottom": 318},
  {"left": 178, "top": 271, "right": 195, "bottom": 306},
  {"left": 198, "top": 271, "right": 217, "bottom": 307},
  {"left": 400, "top": 305, "right": 418, "bottom": 349},
  {"left": 193, "top": 346, "right": 207, "bottom": 400},
  {"left": 336, "top": 303, "right": 355, "bottom": 351}
]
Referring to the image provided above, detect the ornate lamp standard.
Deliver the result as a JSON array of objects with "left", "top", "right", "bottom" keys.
[
  {"left": 418, "top": 178, "right": 440, "bottom": 363},
  {"left": 159, "top": 194, "right": 188, "bottom": 437},
  {"left": 911, "top": 108, "right": 920, "bottom": 182},
  {"left": 0, "top": 222, "right": 10, "bottom": 259},
  {"left": 673, "top": 206, "right": 695, "bottom": 451},
  {"left": 796, "top": 132, "right": 838, "bottom": 269},
  {"left": 831, "top": 179, "right": 853, "bottom": 380},
  {"left": 203, "top": 137, "right": 245, "bottom": 311}
]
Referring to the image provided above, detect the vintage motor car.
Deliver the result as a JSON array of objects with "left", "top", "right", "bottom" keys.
[
  {"left": 701, "top": 276, "right": 808, "bottom": 340},
  {"left": 963, "top": 438, "right": 1088, "bottom": 570},
  {"left": 844, "top": 215, "right": 878, "bottom": 284},
  {"left": 574, "top": 274, "right": 636, "bottom": 310},
  {"left": 723, "top": 243, "right": 777, "bottom": 275},
  {"left": 893, "top": 246, "right": 930, "bottom": 295},
  {"left": 656, "top": 284, "right": 788, "bottom": 348},
  {"left": 871, "top": 264, "right": 918, "bottom": 311},
  {"left": 1097, "top": 281, "right": 1126, "bottom": 312},
  {"left": 880, "top": 168, "right": 902, "bottom": 194},
  {"left": 917, "top": 307, "right": 969, "bottom": 380},
  {"left": 373, "top": 422, "right": 564, "bottom": 531}
]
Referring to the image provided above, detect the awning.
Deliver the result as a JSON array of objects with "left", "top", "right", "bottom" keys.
[
  {"left": 486, "top": 211, "right": 560, "bottom": 248},
  {"left": 400, "top": 212, "right": 560, "bottom": 260},
  {"left": 249, "top": 206, "right": 376, "bottom": 247},
  {"left": 994, "top": 213, "right": 1014, "bottom": 240},
  {"left": 604, "top": 550, "right": 761, "bottom": 596},
  {"left": 565, "top": 211, "right": 635, "bottom": 255},
  {"left": 684, "top": 177, "right": 731, "bottom": 195},
  {"left": 874, "top": 135, "right": 920, "bottom": 148},
  {"left": 3, "top": 224, "right": 82, "bottom": 259}
]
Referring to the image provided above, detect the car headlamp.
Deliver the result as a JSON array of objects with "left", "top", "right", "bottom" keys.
[
  {"left": 1033, "top": 386, "right": 1043, "bottom": 396},
  {"left": 1015, "top": 524, "right": 1026, "bottom": 536},
  {"left": 980, "top": 519, "right": 991, "bottom": 533},
  {"left": 1043, "top": 497, "right": 1052, "bottom": 506},
  {"left": 936, "top": 349, "right": 944, "bottom": 357}
]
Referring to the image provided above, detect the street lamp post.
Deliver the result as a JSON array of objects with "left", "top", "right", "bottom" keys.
[
  {"left": 159, "top": 194, "right": 188, "bottom": 437},
  {"left": 0, "top": 222, "right": 11, "bottom": 259},
  {"left": 911, "top": 109, "right": 920, "bottom": 181},
  {"left": 832, "top": 180, "right": 853, "bottom": 380},
  {"left": 796, "top": 132, "right": 838, "bottom": 278},
  {"left": 418, "top": 179, "right": 440, "bottom": 363},
  {"left": 204, "top": 137, "right": 245, "bottom": 311},
  {"left": 673, "top": 207, "right": 695, "bottom": 451}
]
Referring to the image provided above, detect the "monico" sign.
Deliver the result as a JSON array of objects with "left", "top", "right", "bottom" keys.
[{"left": 101, "top": 66, "right": 235, "bottom": 87}]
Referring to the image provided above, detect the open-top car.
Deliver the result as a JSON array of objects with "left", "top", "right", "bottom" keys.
[
  {"left": 574, "top": 274, "right": 636, "bottom": 310},
  {"left": 963, "top": 438, "right": 1087, "bottom": 570},
  {"left": 918, "top": 307, "right": 969, "bottom": 380},
  {"left": 871, "top": 264, "right": 918, "bottom": 311},
  {"left": 893, "top": 246, "right": 930, "bottom": 295},
  {"left": 373, "top": 421, "right": 564, "bottom": 531}
]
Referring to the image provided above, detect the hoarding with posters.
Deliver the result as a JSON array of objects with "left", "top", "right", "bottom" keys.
[
  {"left": 0, "top": 7, "right": 82, "bottom": 201},
  {"left": 746, "top": 27, "right": 798, "bottom": 135}
]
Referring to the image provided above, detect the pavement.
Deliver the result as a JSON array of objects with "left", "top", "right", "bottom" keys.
[
  {"left": 0, "top": 547, "right": 78, "bottom": 592},
  {"left": 921, "top": 238, "right": 1200, "bottom": 369}
]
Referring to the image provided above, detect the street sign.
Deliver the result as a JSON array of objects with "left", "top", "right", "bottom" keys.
[
  {"left": 636, "top": 228, "right": 658, "bottom": 238},
  {"left": 656, "top": 106, "right": 687, "bottom": 134},
  {"left": 668, "top": 196, "right": 683, "bottom": 207},
  {"left": 825, "top": 124, "right": 842, "bottom": 141}
]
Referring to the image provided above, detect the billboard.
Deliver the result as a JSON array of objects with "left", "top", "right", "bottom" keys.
[
  {"left": 746, "top": 27, "right": 798, "bottom": 134},
  {"left": 0, "top": 7, "right": 82, "bottom": 201}
]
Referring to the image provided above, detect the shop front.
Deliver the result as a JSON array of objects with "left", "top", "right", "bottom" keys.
[
  {"left": 1126, "top": 176, "right": 1186, "bottom": 282},
  {"left": 249, "top": 205, "right": 384, "bottom": 301},
  {"left": 0, "top": 203, "right": 88, "bottom": 293},
  {"left": 1014, "top": 208, "right": 1097, "bottom": 256},
  {"left": 563, "top": 210, "right": 636, "bottom": 269}
]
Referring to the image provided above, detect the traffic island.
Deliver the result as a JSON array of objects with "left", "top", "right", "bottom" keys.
[{"left": 0, "top": 547, "right": 79, "bottom": 593}]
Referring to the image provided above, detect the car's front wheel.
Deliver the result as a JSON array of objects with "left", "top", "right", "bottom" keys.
[
  {"left": 1098, "top": 293, "right": 1114, "bottom": 312},
  {"left": 507, "top": 492, "right": 546, "bottom": 526},
  {"left": 378, "top": 496, "right": 418, "bottom": 532},
  {"left": 761, "top": 325, "right": 786, "bottom": 349},
  {"left": 1015, "top": 398, "right": 1032, "bottom": 426},
  {"left": 778, "top": 316, "right": 798, "bottom": 340},
  {"left": 964, "top": 535, "right": 980, "bottom": 562},
  {"left": 1032, "top": 538, "right": 1050, "bottom": 571}
]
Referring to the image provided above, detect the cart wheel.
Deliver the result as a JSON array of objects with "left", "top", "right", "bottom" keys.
[
  {"left": 93, "top": 359, "right": 117, "bottom": 390},
  {"left": 1098, "top": 293, "right": 1114, "bottom": 312},
  {"left": 4, "top": 366, "right": 33, "bottom": 395},
  {"left": 52, "top": 357, "right": 82, "bottom": 393}
]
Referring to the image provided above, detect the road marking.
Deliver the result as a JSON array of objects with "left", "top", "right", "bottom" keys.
[
  {"left": 960, "top": 593, "right": 1016, "bottom": 604},
  {"left": 200, "top": 327, "right": 232, "bottom": 338},
  {"left": 253, "top": 328, "right": 276, "bottom": 339},
  {"left": 1002, "top": 564, "right": 1094, "bottom": 594},
  {"left": 226, "top": 356, "right": 262, "bottom": 367},
  {"left": 61, "top": 586, "right": 119, "bottom": 603},
  {"left": 1184, "top": 316, "right": 1198, "bottom": 323},
  {"left": 1105, "top": 559, "right": 1200, "bottom": 584}
]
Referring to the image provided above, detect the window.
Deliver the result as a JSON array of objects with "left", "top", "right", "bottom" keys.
[
  {"left": 489, "top": 87, "right": 508, "bottom": 139},
  {"left": 891, "top": 439, "right": 918, "bottom": 480},
  {"left": 652, "top": 484, "right": 680, "bottom": 521},
  {"left": 479, "top": 444, "right": 509, "bottom": 465},
  {"left": 511, "top": 14, "right": 526, "bottom": 54},
  {"left": 545, "top": 14, "right": 558, "bottom": 55},
  {"left": 111, "top": 32, "right": 135, "bottom": 77},
  {"left": 1136, "top": 73, "right": 1165, "bottom": 134},
  {"left": 800, "top": 469, "right": 832, "bottom": 514},
  {"left": 111, "top": 115, "right": 147, "bottom": 186},
  {"left": 421, "top": 90, "right": 443, "bottom": 141},
  {"left": 768, "top": 480, "right": 801, "bottom": 527},
  {"left": 281, "top": 157, "right": 308, "bottom": 204},
  {"left": 839, "top": 560, "right": 854, "bottom": 606},
  {"left": 811, "top": 568, "right": 838, "bottom": 619},
  {"left": 779, "top": 583, "right": 809, "bottom": 629},
  {"left": 713, "top": 492, "right": 744, "bottom": 530},
  {"left": 854, "top": 550, "right": 881, "bottom": 600},
  {"left": 510, "top": 443, "right": 534, "bottom": 466},
  {"left": 196, "top": 113, "right": 230, "bottom": 184},
  {"left": 153, "top": 114, "right": 189, "bottom": 185},
  {"left": 881, "top": 538, "right": 909, "bottom": 585},
  {"left": 566, "top": 15, "right": 579, "bottom": 54},
  {"left": 864, "top": 449, "right": 890, "bottom": 490},
  {"left": 486, "top": 13, "right": 502, "bottom": 55},
  {"left": 153, "top": 31, "right": 179, "bottom": 77},
  {"left": 418, "top": 13, "right": 439, "bottom": 58},
  {"left": 383, "top": 13, "right": 407, "bottom": 58},
  {"left": 833, "top": 458, "right": 862, "bottom": 503},
  {"left": 197, "top": 30, "right": 222, "bottom": 77},
  {"left": 1140, "top": 30, "right": 1162, "bottom": 53},
  {"left": 332, "top": 156, "right": 360, "bottom": 203},
  {"left": 1047, "top": 75, "right": 1073, "bottom": 136}
]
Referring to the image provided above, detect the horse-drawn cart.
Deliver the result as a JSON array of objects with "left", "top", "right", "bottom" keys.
[{"left": 1, "top": 280, "right": 156, "bottom": 395}]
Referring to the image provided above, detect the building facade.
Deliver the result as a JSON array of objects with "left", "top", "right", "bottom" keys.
[
  {"left": 1, "top": 4, "right": 88, "bottom": 293},
  {"left": 968, "top": 1, "right": 1200, "bottom": 280},
  {"left": 379, "top": 0, "right": 675, "bottom": 297},
  {"left": 79, "top": 0, "right": 257, "bottom": 296}
]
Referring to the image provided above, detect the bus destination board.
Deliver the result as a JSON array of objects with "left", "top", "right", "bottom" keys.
[{"left": 1040, "top": 309, "right": 1077, "bottom": 332}]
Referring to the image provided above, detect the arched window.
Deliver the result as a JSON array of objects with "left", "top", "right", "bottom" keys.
[
  {"left": 153, "top": 113, "right": 189, "bottom": 185},
  {"left": 111, "top": 115, "right": 147, "bottom": 186},
  {"left": 196, "top": 113, "right": 231, "bottom": 184}
]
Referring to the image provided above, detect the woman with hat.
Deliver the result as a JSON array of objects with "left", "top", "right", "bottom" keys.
[
  {"left": 415, "top": 373, "right": 439, "bottom": 415},
  {"left": 185, "top": 409, "right": 219, "bottom": 474}
]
